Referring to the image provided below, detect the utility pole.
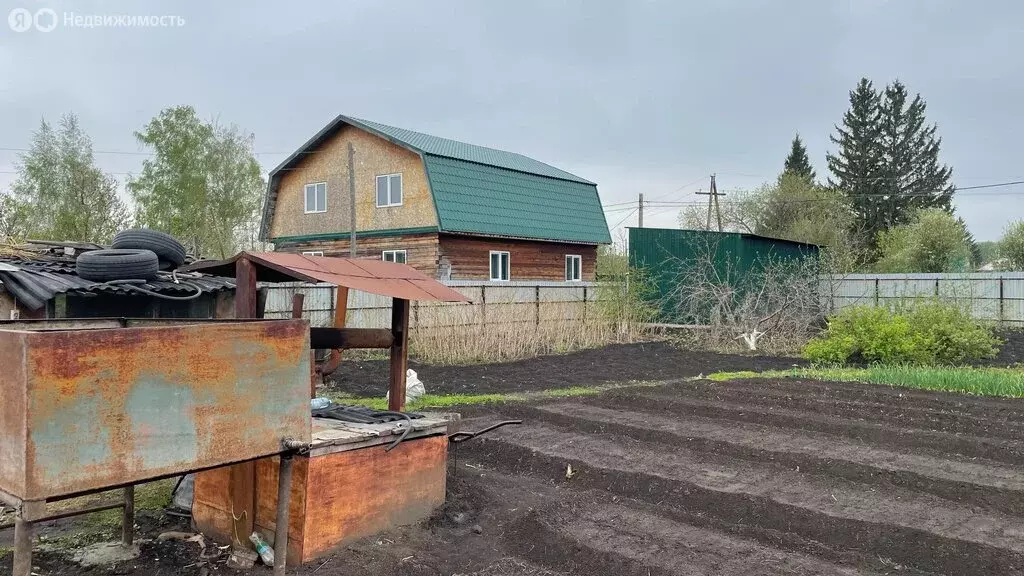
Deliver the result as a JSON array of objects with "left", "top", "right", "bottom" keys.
[
  {"left": 695, "top": 173, "right": 725, "bottom": 232},
  {"left": 638, "top": 193, "right": 644, "bottom": 228},
  {"left": 347, "top": 143, "right": 357, "bottom": 257}
]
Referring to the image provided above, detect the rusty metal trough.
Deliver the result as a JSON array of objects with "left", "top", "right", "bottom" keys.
[{"left": 0, "top": 318, "right": 313, "bottom": 575}]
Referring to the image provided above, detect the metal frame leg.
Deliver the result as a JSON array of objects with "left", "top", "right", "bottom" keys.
[
  {"left": 273, "top": 454, "right": 295, "bottom": 575},
  {"left": 13, "top": 515, "right": 33, "bottom": 576},
  {"left": 121, "top": 486, "right": 135, "bottom": 546}
]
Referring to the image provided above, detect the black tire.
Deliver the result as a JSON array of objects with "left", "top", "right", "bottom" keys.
[
  {"left": 112, "top": 229, "right": 187, "bottom": 267},
  {"left": 77, "top": 249, "right": 160, "bottom": 281}
]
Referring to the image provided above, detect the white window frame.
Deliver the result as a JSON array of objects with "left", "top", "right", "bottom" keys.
[
  {"left": 375, "top": 173, "right": 403, "bottom": 207},
  {"left": 304, "top": 182, "right": 327, "bottom": 214},
  {"left": 382, "top": 249, "right": 407, "bottom": 264},
  {"left": 489, "top": 250, "right": 510, "bottom": 281},
  {"left": 565, "top": 254, "right": 582, "bottom": 282},
  {"left": 302, "top": 251, "right": 324, "bottom": 257}
]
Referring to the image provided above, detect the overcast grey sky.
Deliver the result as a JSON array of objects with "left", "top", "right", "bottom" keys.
[{"left": 1, "top": 0, "right": 1022, "bottom": 240}]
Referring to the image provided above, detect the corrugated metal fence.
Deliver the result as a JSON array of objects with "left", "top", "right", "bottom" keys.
[
  {"left": 824, "top": 273, "right": 1024, "bottom": 325},
  {"left": 262, "top": 280, "right": 598, "bottom": 329}
]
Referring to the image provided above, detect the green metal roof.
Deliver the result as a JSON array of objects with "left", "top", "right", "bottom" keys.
[
  {"left": 424, "top": 155, "right": 610, "bottom": 244},
  {"left": 262, "top": 115, "right": 611, "bottom": 245},
  {"left": 348, "top": 117, "right": 595, "bottom": 185}
]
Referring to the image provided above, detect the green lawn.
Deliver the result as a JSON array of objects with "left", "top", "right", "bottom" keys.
[{"left": 709, "top": 365, "right": 1024, "bottom": 398}]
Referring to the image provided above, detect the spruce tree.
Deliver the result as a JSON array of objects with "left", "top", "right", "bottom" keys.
[
  {"left": 876, "top": 80, "right": 954, "bottom": 228},
  {"left": 783, "top": 134, "right": 815, "bottom": 181},
  {"left": 827, "top": 78, "right": 884, "bottom": 244},
  {"left": 827, "top": 78, "right": 954, "bottom": 248}
]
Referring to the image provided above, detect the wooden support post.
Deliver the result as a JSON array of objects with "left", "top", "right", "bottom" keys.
[
  {"left": 121, "top": 486, "right": 135, "bottom": 546},
  {"left": 273, "top": 454, "right": 295, "bottom": 575},
  {"left": 535, "top": 285, "right": 540, "bottom": 328},
  {"left": 389, "top": 298, "right": 410, "bottom": 412},
  {"left": 236, "top": 257, "right": 258, "bottom": 319},
  {"left": 317, "top": 286, "right": 350, "bottom": 385},
  {"left": 291, "top": 293, "right": 305, "bottom": 319},
  {"left": 230, "top": 255, "right": 257, "bottom": 550},
  {"left": 13, "top": 515, "right": 32, "bottom": 576}
]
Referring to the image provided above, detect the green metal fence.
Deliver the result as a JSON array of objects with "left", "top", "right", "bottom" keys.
[{"left": 628, "top": 228, "right": 819, "bottom": 323}]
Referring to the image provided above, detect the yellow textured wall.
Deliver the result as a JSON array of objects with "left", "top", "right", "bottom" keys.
[{"left": 269, "top": 125, "right": 436, "bottom": 238}]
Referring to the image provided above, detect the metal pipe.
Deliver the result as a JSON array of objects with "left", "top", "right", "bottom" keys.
[
  {"left": 0, "top": 501, "right": 124, "bottom": 529},
  {"left": 121, "top": 486, "right": 135, "bottom": 546},
  {"left": 273, "top": 454, "right": 295, "bottom": 575},
  {"left": 13, "top": 516, "right": 32, "bottom": 576}
]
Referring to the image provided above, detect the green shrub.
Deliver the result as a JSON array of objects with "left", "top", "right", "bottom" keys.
[{"left": 803, "top": 301, "right": 1000, "bottom": 365}]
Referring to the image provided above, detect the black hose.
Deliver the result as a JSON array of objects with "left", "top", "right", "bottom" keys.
[
  {"left": 101, "top": 278, "right": 204, "bottom": 301},
  {"left": 449, "top": 420, "right": 523, "bottom": 444},
  {"left": 380, "top": 411, "right": 414, "bottom": 452}
]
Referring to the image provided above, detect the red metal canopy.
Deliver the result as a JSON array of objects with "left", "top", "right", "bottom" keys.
[{"left": 184, "top": 252, "right": 470, "bottom": 302}]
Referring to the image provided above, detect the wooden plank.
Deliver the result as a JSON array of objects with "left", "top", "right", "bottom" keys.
[
  {"left": 388, "top": 299, "right": 410, "bottom": 411},
  {"left": 301, "top": 435, "right": 447, "bottom": 563},
  {"left": 438, "top": 234, "right": 598, "bottom": 281},
  {"left": 230, "top": 255, "right": 258, "bottom": 549},
  {"left": 228, "top": 462, "right": 256, "bottom": 548},
  {"left": 309, "top": 328, "right": 393, "bottom": 349}
]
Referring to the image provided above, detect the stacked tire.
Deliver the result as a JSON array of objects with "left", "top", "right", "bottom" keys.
[
  {"left": 75, "top": 229, "right": 188, "bottom": 282},
  {"left": 112, "top": 229, "right": 187, "bottom": 270}
]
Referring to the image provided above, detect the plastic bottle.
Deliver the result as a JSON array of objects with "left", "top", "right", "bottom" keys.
[
  {"left": 310, "top": 397, "right": 331, "bottom": 410},
  {"left": 249, "top": 532, "right": 275, "bottom": 566}
]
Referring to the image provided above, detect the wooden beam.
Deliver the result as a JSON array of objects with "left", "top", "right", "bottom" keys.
[
  {"left": 318, "top": 287, "right": 350, "bottom": 378},
  {"left": 235, "top": 256, "right": 258, "bottom": 319},
  {"left": 230, "top": 254, "right": 257, "bottom": 551},
  {"left": 388, "top": 298, "right": 410, "bottom": 412},
  {"left": 309, "top": 328, "right": 394, "bottom": 350}
]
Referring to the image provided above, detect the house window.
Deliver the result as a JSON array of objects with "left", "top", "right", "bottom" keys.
[
  {"left": 302, "top": 251, "right": 324, "bottom": 257},
  {"left": 304, "top": 182, "right": 327, "bottom": 213},
  {"left": 382, "top": 249, "right": 407, "bottom": 264},
  {"left": 489, "top": 251, "right": 510, "bottom": 281},
  {"left": 565, "top": 254, "right": 582, "bottom": 281},
  {"left": 375, "top": 173, "right": 403, "bottom": 207}
]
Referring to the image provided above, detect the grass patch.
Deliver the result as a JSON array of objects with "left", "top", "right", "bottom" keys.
[
  {"left": 708, "top": 366, "right": 1024, "bottom": 398},
  {"left": 323, "top": 381, "right": 661, "bottom": 410}
]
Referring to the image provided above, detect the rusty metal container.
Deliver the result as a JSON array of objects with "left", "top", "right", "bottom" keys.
[{"left": 0, "top": 320, "right": 311, "bottom": 502}]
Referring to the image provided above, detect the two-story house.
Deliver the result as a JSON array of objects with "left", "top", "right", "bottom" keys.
[{"left": 260, "top": 116, "right": 611, "bottom": 281}]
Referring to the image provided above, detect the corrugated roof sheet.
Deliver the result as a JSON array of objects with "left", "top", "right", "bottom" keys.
[
  {"left": 260, "top": 116, "right": 611, "bottom": 245},
  {"left": 345, "top": 117, "right": 593, "bottom": 184},
  {"left": 0, "top": 256, "right": 235, "bottom": 311},
  {"left": 425, "top": 155, "right": 612, "bottom": 244},
  {"left": 183, "top": 252, "right": 470, "bottom": 302}
]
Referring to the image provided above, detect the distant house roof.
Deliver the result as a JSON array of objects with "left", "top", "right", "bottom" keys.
[{"left": 260, "top": 116, "right": 611, "bottom": 245}]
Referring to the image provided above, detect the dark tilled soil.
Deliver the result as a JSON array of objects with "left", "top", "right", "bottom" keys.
[
  {"left": 325, "top": 341, "right": 804, "bottom": 396},
  {"left": 987, "top": 329, "right": 1024, "bottom": 366},
  {"left": 10, "top": 349, "right": 1024, "bottom": 575}
]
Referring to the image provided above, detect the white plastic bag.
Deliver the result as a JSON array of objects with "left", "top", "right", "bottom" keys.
[{"left": 386, "top": 368, "right": 426, "bottom": 406}]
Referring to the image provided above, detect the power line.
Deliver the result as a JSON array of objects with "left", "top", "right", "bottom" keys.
[{"left": 608, "top": 208, "right": 638, "bottom": 230}]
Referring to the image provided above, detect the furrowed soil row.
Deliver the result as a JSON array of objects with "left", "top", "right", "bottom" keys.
[
  {"left": 491, "top": 403, "right": 1024, "bottom": 517},
  {"left": 461, "top": 423, "right": 1024, "bottom": 575},
  {"left": 458, "top": 463, "right": 884, "bottom": 576},
  {"left": 608, "top": 389, "right": 1024, "bottom": 466},
  {"left": 663, "top": 377, "right": 1024, "bottom": 438},
  {"left": 666, "top": 379, "right": 1024, "bottom": 441}
]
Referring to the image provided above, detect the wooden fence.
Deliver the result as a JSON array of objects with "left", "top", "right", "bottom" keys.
[
  {"left": 262, "top": 280, "right": 600, "bottom": 329},
  {"left": 823, "top": 273, "right": 1024, "bottom": 325}
]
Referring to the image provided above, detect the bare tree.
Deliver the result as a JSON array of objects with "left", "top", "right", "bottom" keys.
[{"left": 661, "top": 234, "right": 837, "bottom": 353}]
